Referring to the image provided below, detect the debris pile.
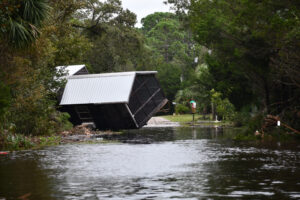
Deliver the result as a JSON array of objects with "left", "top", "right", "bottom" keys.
[{"left": 261, "top": 115, "right": 300, "bottom": 135}]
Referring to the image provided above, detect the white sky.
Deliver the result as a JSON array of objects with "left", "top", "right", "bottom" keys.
[{"left": 121, "top": 0, "right": 172, "bottom": 27}]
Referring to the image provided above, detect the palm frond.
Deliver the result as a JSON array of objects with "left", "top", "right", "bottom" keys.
[
  {"left": 22, "top": 0, "right": 49, "bottom": 26},
  {"left": 6, "top": 0, "right": 48, "bottom": 48},
  {"left": 9, "top": 18, "right": 34, "bottom": 48}
]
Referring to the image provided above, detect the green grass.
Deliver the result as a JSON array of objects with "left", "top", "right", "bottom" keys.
[
  {"left": 162, "top": 114, "right": 211, "bottom": 123},
  {"left": 162, "top": 114, "right": 232, "bottom": 126}
]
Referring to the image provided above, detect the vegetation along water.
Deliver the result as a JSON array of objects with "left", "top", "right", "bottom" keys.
[
  {"left": 1, "top": 127, "right": 300, "bottom": 199},
  {"left": 0, "top": 0, "right": 299, "bottom": 199}
]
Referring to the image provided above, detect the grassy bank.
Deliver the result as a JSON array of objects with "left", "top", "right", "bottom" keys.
[
  {"left": 162, "top": 114, "right": 232, "bottom": 126},
  {"left": 0, "top": 133, "right": 63, "bottom": 151},
  {"left": 163, "top": 114, "right": 204, "bottom": 123},
  {"left": 0, "top": 130, "right": 118, "bottom": 151}
]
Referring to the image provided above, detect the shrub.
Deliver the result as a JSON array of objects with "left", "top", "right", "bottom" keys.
[
  {"left": 175, "top": 104, "right": 190, "bottom": 114},
  {"left": 233, "top": 112, "right": 251, "bottom": 127},
  {"left": 0, "top": 132, "right": 34, "bottom": 151},
  {"left": 0, "top": 82, "right": 11, "bottom": 124},
  {"left": 245, "top": 114, "right": 264, "bottom": 134}
]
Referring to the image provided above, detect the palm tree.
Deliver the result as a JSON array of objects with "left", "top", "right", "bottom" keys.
[{"left": 0, "top": 0, "right": 49, "bottom": 48}]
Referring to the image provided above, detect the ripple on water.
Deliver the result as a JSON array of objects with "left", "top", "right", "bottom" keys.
[{"left": 1, "top": 127, "right": 300, "bottom": 200}]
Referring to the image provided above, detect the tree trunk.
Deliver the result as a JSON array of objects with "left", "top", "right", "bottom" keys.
[
  {"left": 263, "top": 79, "right": 270, "bottom": 113},
  {"left": 211, "top": 102, "right": 215, "bottom": 120}
]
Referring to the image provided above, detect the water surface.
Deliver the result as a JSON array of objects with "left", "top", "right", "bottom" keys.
[{"left": 0, "top": 127, "right": 300, "bottom": 199}]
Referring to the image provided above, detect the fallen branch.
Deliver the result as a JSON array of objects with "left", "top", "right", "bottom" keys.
[
  {"left": 261, "top": 115, "right": 300, "bottom": 135},
  {"left": 281, "top": 122, "right": 300, "bottom": 135}
]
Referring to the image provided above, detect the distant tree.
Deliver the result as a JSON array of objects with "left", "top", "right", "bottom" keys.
[
  {"left": 167, "top": 0, "right": 300, "bottom": 128},
  {"left": 157, "top": 63, "right": 182, "bottom": 100},
  {"left": 45, "top": 1, "right": 91, "bottom": 66},
  {"left": 71, "top": 0, "right": 145, "bottom": 72},
  {"left": 141, "top": 12, "right": 176, "bottom": 34},
  {"left": 141, "top": 12, "right": 205, "bottom": 102}
]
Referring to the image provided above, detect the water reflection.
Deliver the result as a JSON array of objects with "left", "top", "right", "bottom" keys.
[
  {"left": 0, "top": 127, "right": 300, "bottom": 199},
  {"left": 0, "top": 154, "right": 55, "bottom": 200},
  {"left": 120, "top": 126, "right": 228, "bottom": 141}
]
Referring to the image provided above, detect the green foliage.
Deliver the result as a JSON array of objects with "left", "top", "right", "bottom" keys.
[
  {"left": 233, "top": 112, "right": 251, "bottom": 127},
  {"left": 0, "top": 131, "right": 62, "bottom": 151},
  {"left": 1, "top": 133, "right": 34, "bottom": 151},
  {"left": 7, "top": 70, "right": 57, "bottom": 136},
  {"left": 141, "top": 12, "right": 176, "bottom": 33},
  {"left": 5, "top": 0, "right": 299, "bottom": 140},
  {"left": 55, "top": 112, "right": 73, "bottom": 131},
  {"left": 0, "top": 82, "right": 11, "bottom": 121},
  {"left": 166, "top": 0, "right": 300, "bottom": 130},
  {"left": 175, "top": 104, "right": 189, "bottom": 114},
  {"left": 0, "top": 0, "right": 84, "bottom": 137},
  {"left": 77, "top": 0, "right": 136, "bottom": 28},
  {"left": 174, "top": 64, "right": 213, "bottom": 115},
  {"left": 216, "top": 98, "right": 235, "bottom": 121},
  {"left": 0, "top": 0, "right": 49, "bottom": 48},
  {"left": 189, "top": 0, "right": 300, "bottom": 114},
  {"left": 205, "top": 55, "right": 254, "bottom": 110},
  {"left": 72, "top": 0, "right": 143, "bottom": 73},
  {"left": 157, "top": 63, "right": 181, "bottom": 100},
  {"left": 175, "top": 88, "right": 195, "bottom": 106},
  {"left": 87, "top": 25, "right": 144, "bottom": 72},
  {"left": 38, "top": 135, "right": 61, "bottom": 146},
  {"left": 211, "top": 89, "right": 235, "bottom": 121},
  {"left": 245, "top": 114, "right": 264, "bottom": 134},
  {"left": 6, "top": 66, "right": 72, "bottom": 135},
  {"left": 141, "top": 12, "right": 206, "bottom": 103},
  {"left": 52, "top": 32, "right": 92, "bottom": 66}
]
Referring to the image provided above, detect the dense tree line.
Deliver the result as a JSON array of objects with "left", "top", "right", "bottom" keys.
[
  {"left": 140, "top": 12, "right": 205, "bottom": 101},
  {"left": 0, "top": 0, "right": 205, "bottom": 137},
  {"left": 0, "top": 0, "right": 190, "bottom": 137},
  {"left": 166, "top": 0, "right": 300, "bottom": 130},
  {"left": 1, "top": 0, "right": 298, "bottom": 139}
]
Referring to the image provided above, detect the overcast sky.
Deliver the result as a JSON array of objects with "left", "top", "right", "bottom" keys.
[{"left": 121, "top": 0, "right": 172, "bottom": 27}]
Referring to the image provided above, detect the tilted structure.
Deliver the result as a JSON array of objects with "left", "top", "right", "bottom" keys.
[{"left": 59, "top": 71, "right": 168, "bottom": 130}]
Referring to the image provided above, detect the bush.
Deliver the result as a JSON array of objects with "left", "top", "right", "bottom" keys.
[
  {"left": 0, "top": 132, "right": 34, "bottom": 151},
  {"left": 0, "top": 82, "right": 11, "bottom": 123},
  {"left": 211, "top": 89, "right": 235, "bottom": 121},
  {"left": 54, "top": 112, "right": 73, "bottom": 132},
  {"left": 216, "top": 98, "right": 235, "bottom": 121},
  {"left": 245, "top": 114, "right": 264, "bottom": 134},
  {"left": 233, "top": 112, "right": 251, "bottom": 127},
  {"left": 175, "top": 104, "right": 190, "bottom": 114}
]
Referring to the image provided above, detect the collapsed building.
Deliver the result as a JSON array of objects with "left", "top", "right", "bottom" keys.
[{"left": 58, "top": 69, "right": 168, "bottom": 130}]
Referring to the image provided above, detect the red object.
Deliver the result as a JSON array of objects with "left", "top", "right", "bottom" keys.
[{"left": 0, "top": 152, "right": 9, "bottom": 155}]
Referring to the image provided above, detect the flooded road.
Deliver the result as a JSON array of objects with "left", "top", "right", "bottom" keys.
[{"left": 1, "top": 127, "right": 300, "bottom": 199}]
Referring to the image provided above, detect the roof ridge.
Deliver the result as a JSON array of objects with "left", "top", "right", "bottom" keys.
[{"left": 68, "top": 71, "right": 157, "bottom": 79}]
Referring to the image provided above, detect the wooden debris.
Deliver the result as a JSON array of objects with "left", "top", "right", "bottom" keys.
[{"left": 261, "top": 115, "right": 300, "bottom": 135}]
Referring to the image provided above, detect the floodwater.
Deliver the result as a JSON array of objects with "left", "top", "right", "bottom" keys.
[{"left": 0, "top": 127, "right": 300, "bottom": 200}]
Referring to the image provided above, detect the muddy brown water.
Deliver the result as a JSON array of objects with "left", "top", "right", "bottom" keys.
[{"left": 0, "top": 127, "right": 300, "bottom": 200}]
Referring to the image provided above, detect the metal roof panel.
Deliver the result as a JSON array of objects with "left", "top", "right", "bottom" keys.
[{"left": 60, "top": 72, "right": 137, "bottom": 105}]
